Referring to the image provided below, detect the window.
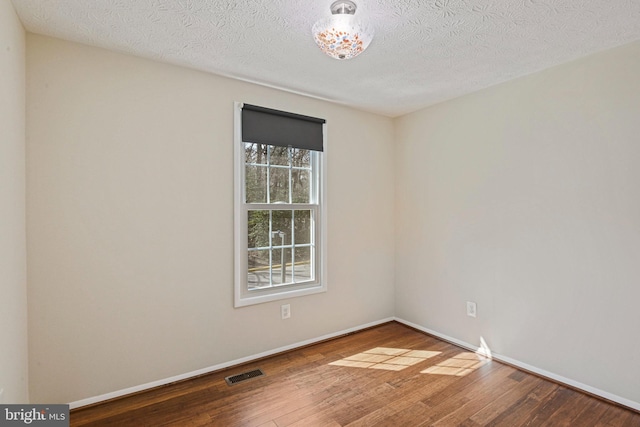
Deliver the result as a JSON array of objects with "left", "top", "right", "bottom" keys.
[{"left": 234, "top": 103, "right": 326, "bottom": 307}]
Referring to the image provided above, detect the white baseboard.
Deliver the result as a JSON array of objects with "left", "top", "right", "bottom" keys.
[
  {"left": 394, "top": 317, "right": 640, "bottom": 412},
  {"left": 69, "top": 317, "right": 395, "bottom": 409}
]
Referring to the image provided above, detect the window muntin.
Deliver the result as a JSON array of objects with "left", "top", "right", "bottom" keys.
[{"left": 234, "top": 103, "right": 325, "bottom": 307}]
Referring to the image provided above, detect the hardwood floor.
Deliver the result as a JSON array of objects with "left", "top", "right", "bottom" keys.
[{"left": 70, "top": 322, "right": 640, "bottom": 426}]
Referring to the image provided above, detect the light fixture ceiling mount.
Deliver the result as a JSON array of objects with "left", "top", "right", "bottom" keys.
[
  {"left": 330, "top": 0, "right": 357, "bottom": 15},
  {"left": 312, "top": 0, "right": 374, "bottom": 60}
]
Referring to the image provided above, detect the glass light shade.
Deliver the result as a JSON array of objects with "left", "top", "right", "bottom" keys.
[{"left": 312, "top": 14, "right": 374, "bottom": 60}]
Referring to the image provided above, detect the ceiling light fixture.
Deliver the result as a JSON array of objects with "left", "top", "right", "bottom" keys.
[{"left": 312, "top": 0, "right": 374, "bottom": 60}]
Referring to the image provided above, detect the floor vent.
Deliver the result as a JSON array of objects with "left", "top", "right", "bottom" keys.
[{"left": 225, "top": 369, "right": 265, "bottom": 385}]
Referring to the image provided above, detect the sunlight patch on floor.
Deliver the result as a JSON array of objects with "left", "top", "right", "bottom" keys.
[
  {"left": 329, "top": 347, "right": 441, "bottom": 371},
  {"left": 421, "top": 352, "right": 488, "bottom": 377}
]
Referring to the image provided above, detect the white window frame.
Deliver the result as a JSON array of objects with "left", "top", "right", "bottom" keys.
[{"left": 234, "top": 102, "right": 327, "bottom": 307}]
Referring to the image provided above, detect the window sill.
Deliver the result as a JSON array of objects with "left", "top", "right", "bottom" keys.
[{"left": 234, "top": 283, "right": 327, "bottom": 308}]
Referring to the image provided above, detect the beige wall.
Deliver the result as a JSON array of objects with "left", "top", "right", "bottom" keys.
[
  {"left": 0, "top": 0, "right": 28, "bottom": 404},
  {"left": 395, "top": 41, "right": 640, "bottom": 405},
  {"left": 26, "top": 34, "right": 395, "bottom": 403}
]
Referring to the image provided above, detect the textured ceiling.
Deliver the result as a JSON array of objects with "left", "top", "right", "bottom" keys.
[{"left": 11, "top": 0, "right": 640, "bottom": 117}]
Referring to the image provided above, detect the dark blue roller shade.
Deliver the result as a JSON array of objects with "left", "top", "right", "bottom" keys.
[{"left": 242, "top": 104, "right": 325, "bottom": 152}]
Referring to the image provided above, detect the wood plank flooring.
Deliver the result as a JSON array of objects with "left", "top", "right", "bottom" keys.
[{"left": 70, "top": 322, "right": 640, "bottom": 426}]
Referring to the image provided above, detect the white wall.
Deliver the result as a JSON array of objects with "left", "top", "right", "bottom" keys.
[
  {"left": 0, "top": 0, "right": 28, "bottom": 404},
  {"left": 26, "top": 34, "right": 395, "bottom": 404},
  {"left": 395, "top": 41, "right": 640, "bottom": 405}
]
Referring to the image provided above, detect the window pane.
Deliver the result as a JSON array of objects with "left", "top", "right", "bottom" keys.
[
  {"left": 285, "top": 247, "right": 293, "bottom": 284},
  {"left": 245, "top": 165, "right": 267, "bottom": 203},
  {"left": 294, "top": 210, "right": 311, "bottom": 244},
  {"left": 269, "top": 167, "right": 289, "bottom": 203},
  {"left": 245, "top": 143, "right": 267, "bottom": 165},
  {"left": 248, "top": 249, "right": 270, "bottom": 289},
  {"left": 270, "top": 146, "right": 290, "bottom": 166},
  {"left": 294, "top": 247, "right": 312, "bottom": 283},
  {"left": 272, "top": 248, "right": 293, "bottom": 286},
  {"left": 271, "top": 210, "right": 292, "bottom": 246},
  {"left": 248, "top": 210, "right": 269, "bottom": 249},
  {"left": 292, "top": 169, "right": 310, "bottom": 203},
  {"left": 292, "top": 148, "right": 310, "bottom": 168}
]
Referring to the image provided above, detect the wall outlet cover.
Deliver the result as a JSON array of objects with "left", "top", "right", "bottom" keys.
[
  {"left": 281, "top": 304, "right": 291, "bottom": 319},
  {"left": 467, "top": 301, "right": 477, "bottom": 318}
]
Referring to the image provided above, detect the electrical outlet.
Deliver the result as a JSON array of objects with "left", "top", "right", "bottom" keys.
[
  {"left": 281, "top": 304, "right": 291, "bottom": 319},
  {"left": 466, "top": 301, "right": 477, "bottom": 318}
]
